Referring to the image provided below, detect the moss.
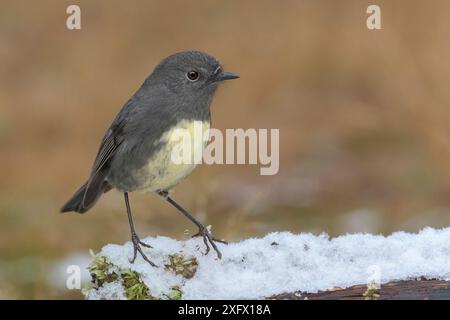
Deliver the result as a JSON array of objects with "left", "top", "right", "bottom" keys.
[
  {"left": 88, "top": 253, "right": 119, "bottom": 289},
  {"left": 165, "top": 286, "right": 183, "bottom": 300},
  {"left": 164, "top": 254, "right": 198, "bottom": 279},
  {"left": 363, "top": 282, "right": 380, "bottom": 300},
  {"left": 87, "top": 252, "right": 188, "bottom": 300},
  {"left": 121, "top": 269, "right": 156, "bottom": 300}
]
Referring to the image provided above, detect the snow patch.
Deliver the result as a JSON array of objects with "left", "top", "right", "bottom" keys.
[{"left": 85, "top": 227, "right": 450, "bottom": 299}]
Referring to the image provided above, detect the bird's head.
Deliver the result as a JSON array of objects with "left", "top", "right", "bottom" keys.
[{"left": 150, "top": 51, "right": 239, "bottom": 96}]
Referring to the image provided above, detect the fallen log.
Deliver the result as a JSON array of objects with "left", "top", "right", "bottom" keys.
[{"left": 268, "top": 279, "right": 450, "bottom": 300}]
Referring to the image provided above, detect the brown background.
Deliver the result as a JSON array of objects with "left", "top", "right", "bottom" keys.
[{"left": 1, "top": 0, "right": 450, "bottom": 298}]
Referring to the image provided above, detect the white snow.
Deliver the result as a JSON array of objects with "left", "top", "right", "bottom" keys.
[
  {"left": 88, "top": 281, "right": 127, "bottom": 300},
  {"left": 85, "top": 227, "right": 450, "bottom": 300}
]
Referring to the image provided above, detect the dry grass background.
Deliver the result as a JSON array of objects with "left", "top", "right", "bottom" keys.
[{"left": 2, "top": 0, "right": 450, "bottom": 298}]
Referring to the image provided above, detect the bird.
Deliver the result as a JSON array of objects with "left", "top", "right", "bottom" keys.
[{"left": 60, "top": 51, "right": 239, "bottom": 266}]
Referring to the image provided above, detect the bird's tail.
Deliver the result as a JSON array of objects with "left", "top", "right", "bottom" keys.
[{"left": 60, "top": 177, "right": 111, "bottom": 214}]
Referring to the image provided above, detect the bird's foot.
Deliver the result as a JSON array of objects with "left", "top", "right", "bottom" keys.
[
  {"left": 192, "top": 226, "right": 227, "bottom": 259},
  {"left": 129, "top": 232, "right": 157, "bottom": 267},
  {"left": 158, "top": 190, "right": 169, "bottom": 199}
]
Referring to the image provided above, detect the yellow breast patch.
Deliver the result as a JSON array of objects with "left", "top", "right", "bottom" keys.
[{"left": 137, "top": 120, "right": 210, "bottom": 192}]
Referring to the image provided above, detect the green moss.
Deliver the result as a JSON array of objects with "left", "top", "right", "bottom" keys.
[
  {"left": 363, "top": 282, "right": 380, "bottom": 300},
  {"left": 121, "top": 269, "right": 156, "bottom": 300},
  {"left": 88, "top": 254, "right": 119, "bottom": 289},
  {"left": 164, "top": 254, "right": 198, "bottom": 279},
  {"left": 87, "top": 252, "right": 188, "bottom": 300},
  {"left": 165, "top": 286, "right": 183, "bottom": 300}
]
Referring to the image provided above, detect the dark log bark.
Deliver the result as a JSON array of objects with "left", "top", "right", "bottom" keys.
[{"left": 267, "top": 279, "right": 450, "bottom": 300}]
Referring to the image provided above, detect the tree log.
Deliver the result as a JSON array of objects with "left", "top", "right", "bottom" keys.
[{"left": 268, "top": 279, "right": 450, "bottom": 300}]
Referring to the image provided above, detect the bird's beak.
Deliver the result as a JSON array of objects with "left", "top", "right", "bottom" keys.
[{"left": 217, "top": 71, "right": 240, "bottom": 81}]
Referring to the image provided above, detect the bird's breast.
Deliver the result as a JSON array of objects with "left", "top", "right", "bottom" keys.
[{"left": 136, "top": 119, "right": 210, "bottom": 192}]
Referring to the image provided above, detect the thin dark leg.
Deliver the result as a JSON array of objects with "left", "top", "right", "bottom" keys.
[
  {"left": 124, "top": 192, "right": 157, "bottom": 267},
  {"left": 158, "top": 191, "right": 226, "bottom": 259}
]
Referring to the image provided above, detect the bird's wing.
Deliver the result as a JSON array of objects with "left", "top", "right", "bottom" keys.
[
  {"left": 91, "top": 121, "right": 125, "bottom": 176},
  {"left": 82, "top": 116, "right": 127, "bottom": 205}
]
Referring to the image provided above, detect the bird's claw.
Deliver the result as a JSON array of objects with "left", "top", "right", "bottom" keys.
[
  {"left": 192, "top": 227, "right": 227, "bottom": 259},
  {"left": 129, "top": 233, "right": 157, "bottom": 267}
]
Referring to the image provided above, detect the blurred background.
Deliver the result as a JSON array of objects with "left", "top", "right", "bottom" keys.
[{"left": 2, "top": 0, "right": 450, "bottom": 299}]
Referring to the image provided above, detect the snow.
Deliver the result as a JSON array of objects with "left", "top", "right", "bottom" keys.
[
  {"left": 88, "top": 281, "right": 127, "bottom": 300},
  {"left": 85, "top": 227, "right": 450, "bottom": 300}
]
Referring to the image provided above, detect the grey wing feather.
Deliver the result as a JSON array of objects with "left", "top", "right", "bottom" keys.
[
  {"left": 82, "top": 118, "right": 126, "bottom": 205},
  {"left": 91, "top": 127, "right": 121, "bottom": 175}
]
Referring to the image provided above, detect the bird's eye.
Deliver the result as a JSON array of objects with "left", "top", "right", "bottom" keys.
[{"left": 186, "top": 71, "right": 199, "bottom": 81}]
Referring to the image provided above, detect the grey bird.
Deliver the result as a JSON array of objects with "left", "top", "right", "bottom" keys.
[{"left": 60, "top": 51, "right": 239, "bottom": 266}]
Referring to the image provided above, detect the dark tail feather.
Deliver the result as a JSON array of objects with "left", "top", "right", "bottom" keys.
[{"left": 60, "top": 178, "right": 111, "bottom": 214}]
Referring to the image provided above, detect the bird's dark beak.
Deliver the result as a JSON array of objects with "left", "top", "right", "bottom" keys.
[{"left": 217, "top": 71, "right": 239, "bottom": 81}]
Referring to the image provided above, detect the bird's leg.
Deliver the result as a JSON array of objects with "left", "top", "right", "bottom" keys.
[
  {"left": 158, "top": 191, "right": 226, "bottom": 259},
  {"left": 124, "top": 192, "right": 157, "bottom": 267}
]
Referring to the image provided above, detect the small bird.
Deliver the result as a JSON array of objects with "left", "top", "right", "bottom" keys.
[{"left": 61, "top": 51, "right": 239, "bottom": 266}]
